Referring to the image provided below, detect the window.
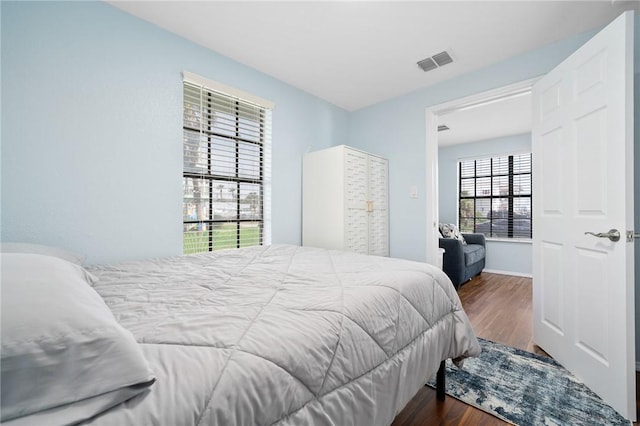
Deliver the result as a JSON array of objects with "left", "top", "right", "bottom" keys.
[
  {"left": 182, "top": 73, "right": 272, "bottom": 254},
  {"left": 458, "top": 153, "right": 532, "bottom": 239}
]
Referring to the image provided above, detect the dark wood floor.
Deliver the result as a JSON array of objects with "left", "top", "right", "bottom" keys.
[{"left": 391, "top": 272, "right": 639, "bottom": 425}]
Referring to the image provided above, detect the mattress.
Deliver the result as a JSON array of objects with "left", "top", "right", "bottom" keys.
[{"left": 85, "top": 244, "right": 480, "bottom": 425}]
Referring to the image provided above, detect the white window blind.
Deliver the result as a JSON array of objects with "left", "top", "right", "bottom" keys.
[
  {"left": 458, "top": 153, "right": 532, "bottom": 239},
  {"left": 182, "top": 74, "right": 272, "bottom": 253}
]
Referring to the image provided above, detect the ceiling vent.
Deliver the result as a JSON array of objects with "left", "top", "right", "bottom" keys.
[
  {"left": 437, "top": 125, "right": 450, "bottom": 132},
  {"left": 417, "top": 49, "right": 454, "bottom": 72}
]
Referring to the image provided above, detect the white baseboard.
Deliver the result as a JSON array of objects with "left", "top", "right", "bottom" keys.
[{"left": 483, "top": 269, "right": 533, "bottom": 278}]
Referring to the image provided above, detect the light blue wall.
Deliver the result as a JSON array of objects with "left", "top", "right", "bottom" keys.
[
  {"left": 0, "top": 1, "right": 348, "bottom": 264},
  {"left": 348, "top": 30, "right": 601, "bottom": 262},
  {"left": 439, "top": 134, "right": 532, "bottom": 275},
  {"left": 481, "top": 240, "right": 532, "bottom": 276},
  {"left": 1, "top": 2, "right": 637, "bottom": 278}
]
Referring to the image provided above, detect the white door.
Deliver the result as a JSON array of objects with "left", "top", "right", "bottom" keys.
[{"left": 532, "top": 11, "right": 635, "bottom": 420}]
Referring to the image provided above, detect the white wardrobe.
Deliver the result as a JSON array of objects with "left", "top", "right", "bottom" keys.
[{"left": 302, "top": 145, "right": 389, "bottom": 256}]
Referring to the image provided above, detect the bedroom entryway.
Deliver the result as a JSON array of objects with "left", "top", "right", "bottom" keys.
[{"left": 426, "top": 10, "right": 635, "bottom": 420}]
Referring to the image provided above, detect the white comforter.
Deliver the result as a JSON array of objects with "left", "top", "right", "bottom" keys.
[{"left": 87, "top": 244, "right": 480, "bottom": 425}]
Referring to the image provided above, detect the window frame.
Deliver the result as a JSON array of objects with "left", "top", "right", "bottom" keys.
[
  {"left": 458, "top": 153, "right": 532, "bottom": 240},
  {"left": 182, "top": 74, "right": 272, "bottom": 254}
]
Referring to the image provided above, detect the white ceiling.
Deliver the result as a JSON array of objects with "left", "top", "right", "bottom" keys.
[
  {"left": 109, "top": 1, "right": 638, "bottom": 112},
  {"left": 438, "top": 92, "right": 532, "bottom": 146}
]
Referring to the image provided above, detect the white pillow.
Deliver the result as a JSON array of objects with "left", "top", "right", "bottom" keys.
[
  {"left": 0, "top": 254, "right": 155, "bottom": 424},
  {"left": 439, "top": 223, "right": 467, "bottom": 245},
  {"left": 0, "top": 242, "right": 86, "bottom": 265}
]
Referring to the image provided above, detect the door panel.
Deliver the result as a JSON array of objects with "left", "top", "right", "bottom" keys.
[
  {"left": 575, "top": 110, "right": 607, "bottom": 214},
  {"left": 367, "top": 156, "right": 389, "bottom": 256},
  {"left": 540, "top": 241, "right": 564, "bottom": 335},
  {"left": 346, "top": 209, "right": 368, "bottom": 254},
  {"left": 539, "top": 128, "right": 564, "bottom": 214},
  {"left": 345, "top": 149, "right": 369, "bottom": 254},
  {"left": 574, "top": 247, "right": 608, "bottom": 365}
]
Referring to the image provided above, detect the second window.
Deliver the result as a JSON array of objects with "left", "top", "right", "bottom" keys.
[{"left": 458, "top": 153, "right": 532, "bottom": 239}]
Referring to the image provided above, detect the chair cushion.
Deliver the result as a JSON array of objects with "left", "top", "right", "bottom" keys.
[{"left": 463, "top": 244, "right": 485, "bottom": 266}]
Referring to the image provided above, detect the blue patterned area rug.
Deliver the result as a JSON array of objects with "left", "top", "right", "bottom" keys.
[{"left": 429, "top": 338, "right": 631, "bottom": 426}]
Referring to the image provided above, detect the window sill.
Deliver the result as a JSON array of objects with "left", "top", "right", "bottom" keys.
[{"left": 485, "top": 238, "right": 532, "bottom": 244}]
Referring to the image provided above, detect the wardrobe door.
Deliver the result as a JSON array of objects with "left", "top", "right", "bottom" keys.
[
  {"left": 367, "top": 156, "right": 389, "bottom": 256},
  {"left": 344, "top": 149, "right": 369, "bottom": 254}
]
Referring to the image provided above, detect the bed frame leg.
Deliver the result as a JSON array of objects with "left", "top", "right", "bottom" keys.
[{"left": 436, "top": 360, "right": 446, "bottom": 401}]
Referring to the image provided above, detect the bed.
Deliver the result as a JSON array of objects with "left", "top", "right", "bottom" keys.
[{"left": 1, "top": 244, "right": 480, "bottom": 425}]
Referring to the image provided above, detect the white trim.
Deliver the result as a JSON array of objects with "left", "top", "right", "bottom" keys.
[
  {"left": 425, "top": 111, "right": 440, "bottom": 266},
  {"left": 262, "top": 109, "right": 273, "bottom": 245},
  {"left": 435, "top": 79, "right": 538, "bottom": 116},
  {"left": 183, "top": 71, "right": 275, "bottom": 110},
  {"left": 455, "top": 148, "right": 532, "bottom": 163},
  {"left": 486, "top": 237, "right": 533, "bottom": 244},
  {"left": 442, "top": 88, "right": 531, "bottom": 114},
  {"left": 483, "top": 269, "right": 532, "bottom": 278},
  {"left": 425, "top": 77, "right": 540, "bottom": 268}
]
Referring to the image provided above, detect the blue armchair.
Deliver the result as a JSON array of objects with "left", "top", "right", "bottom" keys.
[{"left": 439, "top": 233, "right": 486, "bottom": 289}]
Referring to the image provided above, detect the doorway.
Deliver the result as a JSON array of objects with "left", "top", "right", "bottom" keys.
[
  {"left": 424, "top": 78, "right": 538, "bottom": 267},
  {"left": 436, "top": 87, "right": 534, "bottom": 278}
]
